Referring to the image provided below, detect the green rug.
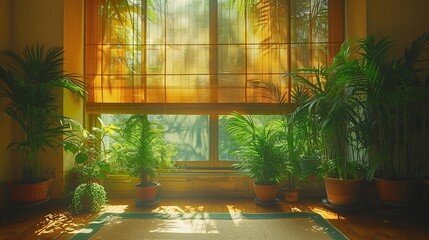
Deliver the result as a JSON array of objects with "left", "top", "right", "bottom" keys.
[{"left": 72, "top": 212, "right": 348, "bottom": 240}]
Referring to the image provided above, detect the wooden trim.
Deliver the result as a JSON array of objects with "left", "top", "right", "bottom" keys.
[
  {"left": 86, "top": 103, "right": 297, "bottom": 115},
  {"left": 103, "top": 173, "right": 255, "bottom": 198}
]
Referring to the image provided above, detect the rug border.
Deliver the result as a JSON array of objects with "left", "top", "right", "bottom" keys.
[{"left": 71, "top": 212, "right": 349, "bottom": 240}]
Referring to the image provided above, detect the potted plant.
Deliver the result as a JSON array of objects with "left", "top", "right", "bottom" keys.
[
  {"left": 110, "top": 114, "right": 175, "bottom": 206},
  {"left": 355, "top": 34, "right": 429, "bottom": 204},
  {"left": 70, "top": 182, "right": 107, "bottom": 214},
  {"left": 289, "top": 86, "right": 323, "bottom": 178},
  {"left": 63, "top": 118, "right": 114, "bottom": 212},
  {"left": 253, "top": 81, "right": 322, "bottom": 201},
  {"left": 64, "top": 118, "right": 114, "bottom": 184},
  {"left": 289, "top": 39, "right": 369, "bottom": 207},
  {"left": 254, "top": 80, "right": 323, "bottom": 177},
  {"left": 227, "top": 113, "right": 289, "bottom": 204},
  {"left": 280, "top": 122, "right": 303, "bottom": 203},
  {"left": 0, "top": 45, "right": 85, "bottom": 203}
]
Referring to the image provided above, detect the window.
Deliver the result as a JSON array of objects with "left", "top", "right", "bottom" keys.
[{"left": 85, "top": 0, "right": 343, "bottom": 167}]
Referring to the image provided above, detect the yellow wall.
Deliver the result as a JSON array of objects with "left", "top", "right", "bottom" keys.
[
  {"left": 0, "top": 0, "right": 11, "bottom": 48},
  {"left": 63, "top": 0, "right": 85, "bottom": 175},
  {"left": 366, "top": 0, "right": 429, "bottom": 56},
  {"left": 10, "top": 0, "right": 64, "bottom": 51},
  {"left": 0, "top": 0, "right": 12, "bottom": 208},
  {"left": 345, "top": 0, "right": 367, "bottom": 40}
]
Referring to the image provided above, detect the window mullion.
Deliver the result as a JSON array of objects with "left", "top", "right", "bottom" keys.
[
  {"left": 142, "top": 1, "right": 147, "bottom": 102},
  {"left": 210, "top": 114, "right": 219, "bottom": 167},
  {"left": 209, "top": 0, "right": 219, "bottom": 166},
  {"left": 209, "top": 0, "right": 218, "bottom": 104}
]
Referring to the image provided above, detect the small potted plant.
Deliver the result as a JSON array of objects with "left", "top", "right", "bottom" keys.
[
  {"left": 110, "top": 114, "right": 175, "bottom": 206},
  {"left": 0, "top": 45, "right": 85, "bottom": 203},
  {"left": 64, "top": 119, "right": 115, "bottom": 213},
  {"left": 227, "top": 113, "right": 289, "bottom": 205},
  {"left": 280, "top": 122, "right": 303, "bottom": 203},
  {"left": 288, "top": 86, "right": 322, "bottom": 179},
  {"left": 70, "top": 182, "right": 107, "bottom": 214}
]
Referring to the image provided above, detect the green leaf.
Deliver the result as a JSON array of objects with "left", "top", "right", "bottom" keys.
[{"left": 75, "top": 152, "right": 89, "bottom": 164}]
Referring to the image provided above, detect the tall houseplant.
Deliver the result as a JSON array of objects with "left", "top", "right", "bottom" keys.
[
  {"left": 111, "top": 114, "right": 175, "bottom": 205},
  {"left": 227, "top": 113, "right": 289, "bottom": 204},
  {"left": 0, "top": 45, "right": 85, "bottom": 203},
  {"left": 354, "top": 34, "right": 429, "bottom": 203},
  {"left": 289, "top": 40, "right": 369, "bottom": 207}
]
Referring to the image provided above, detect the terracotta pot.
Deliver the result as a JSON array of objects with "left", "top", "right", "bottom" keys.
[
  {"left": 8, "top": 179, "right": 52, "bottom": 203},
  {"left": 374, "top": 178, "right": 416, "bottom": 204},
  {"left": 324, "top": 177, "right": 362, "bottom": 207},
  {"left": 254, "top": 184, "right": 279, "bottom": 202},
  {"left": 135, "top": 182, "right": 159, "bottom": 202},
  {"left": 282, "top": 187, "right": 300, "bottom": 203}
]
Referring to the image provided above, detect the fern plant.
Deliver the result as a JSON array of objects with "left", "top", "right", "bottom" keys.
[
  {"left": 227, "top": 113, "right": 289, "bottom": 185},
  {"left": 110, "top": 115, "right": 175, "bottom": 186}
]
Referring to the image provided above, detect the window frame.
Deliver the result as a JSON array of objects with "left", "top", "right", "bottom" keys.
[{"left": 85, "top": 0, "right": 343, "bottom": 170}]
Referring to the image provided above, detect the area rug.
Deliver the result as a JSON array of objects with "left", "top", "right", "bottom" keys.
[{"left": 72, "top": 212, "right": 348, "bottom": 240}]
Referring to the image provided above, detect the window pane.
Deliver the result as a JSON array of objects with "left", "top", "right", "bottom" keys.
[
  {"left": 154, "top": 115, "right": 209, "bottom": 161},
  {"left": 165, "top": 0, "right": 209, "bottom": 45},
  {"left": 101, "top": 114, "right": 209, "bottom": 161},
  {"left": 218, "top": 0, "right": 245, "bottom": 45},
  {"left": 218, "top": 115, "right": 282, "bottom": 161}
]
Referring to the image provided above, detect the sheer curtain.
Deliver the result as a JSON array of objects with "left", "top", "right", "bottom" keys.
[{"left": 85, "top": 0, "right": 343, "bottom": 114}]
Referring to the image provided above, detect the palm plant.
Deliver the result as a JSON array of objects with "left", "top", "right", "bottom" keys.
[
  {"left": 0, "top": 45, "right": 85, "bottom": 183},
  {"left": 352, "top": 34, "right": 429, "bottom": 180},
  {"left": 289, "top": 39, "right": 368, "bottom": 180},
  {"left": 226, "top": 113, "right": 289, "bottom": 185},
  {"left": 255, "top": 80, "right": 322, "bottom": 177},
  {"left": 111, "top": 114, "right": 175, "bottom": 186}
]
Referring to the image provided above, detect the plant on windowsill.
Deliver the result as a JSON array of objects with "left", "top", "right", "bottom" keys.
[
  {"left": 227, "top": 112, "right": 290, "bottom": 204},
  {"left": 64, "top": 119, "right": 115, "bottom": 213},
  {"left": 110, "top": 114, "right": 175, "bottom": 206},
  {"left": 0, "top": 45, "right": 85, "bottom": 203},
  {"left": 252, "top": 81, "right": 322, "bottom": 202},
  {"left": 279, "top": 125, "right": 301, "bottom": 203},
  {"left": 288, "top": 85, "right": 323, "bottom": 179}
]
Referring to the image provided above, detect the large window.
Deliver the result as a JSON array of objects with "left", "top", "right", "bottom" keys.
[{"left": 85, "top": 0, "right": 343, "bottom": 167}]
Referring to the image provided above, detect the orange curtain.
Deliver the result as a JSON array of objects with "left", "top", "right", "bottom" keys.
[{"left": 85, "top": 0, "right": 344, "bottom": 114}]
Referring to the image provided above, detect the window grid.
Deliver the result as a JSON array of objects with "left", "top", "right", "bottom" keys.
[{"left": 85, "top": 0, "right": 343, "bottom": 166}]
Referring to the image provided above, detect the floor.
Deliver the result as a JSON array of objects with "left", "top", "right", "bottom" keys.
[{"left": 0, "top": 197, "right": 428, "bottom": 240}]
